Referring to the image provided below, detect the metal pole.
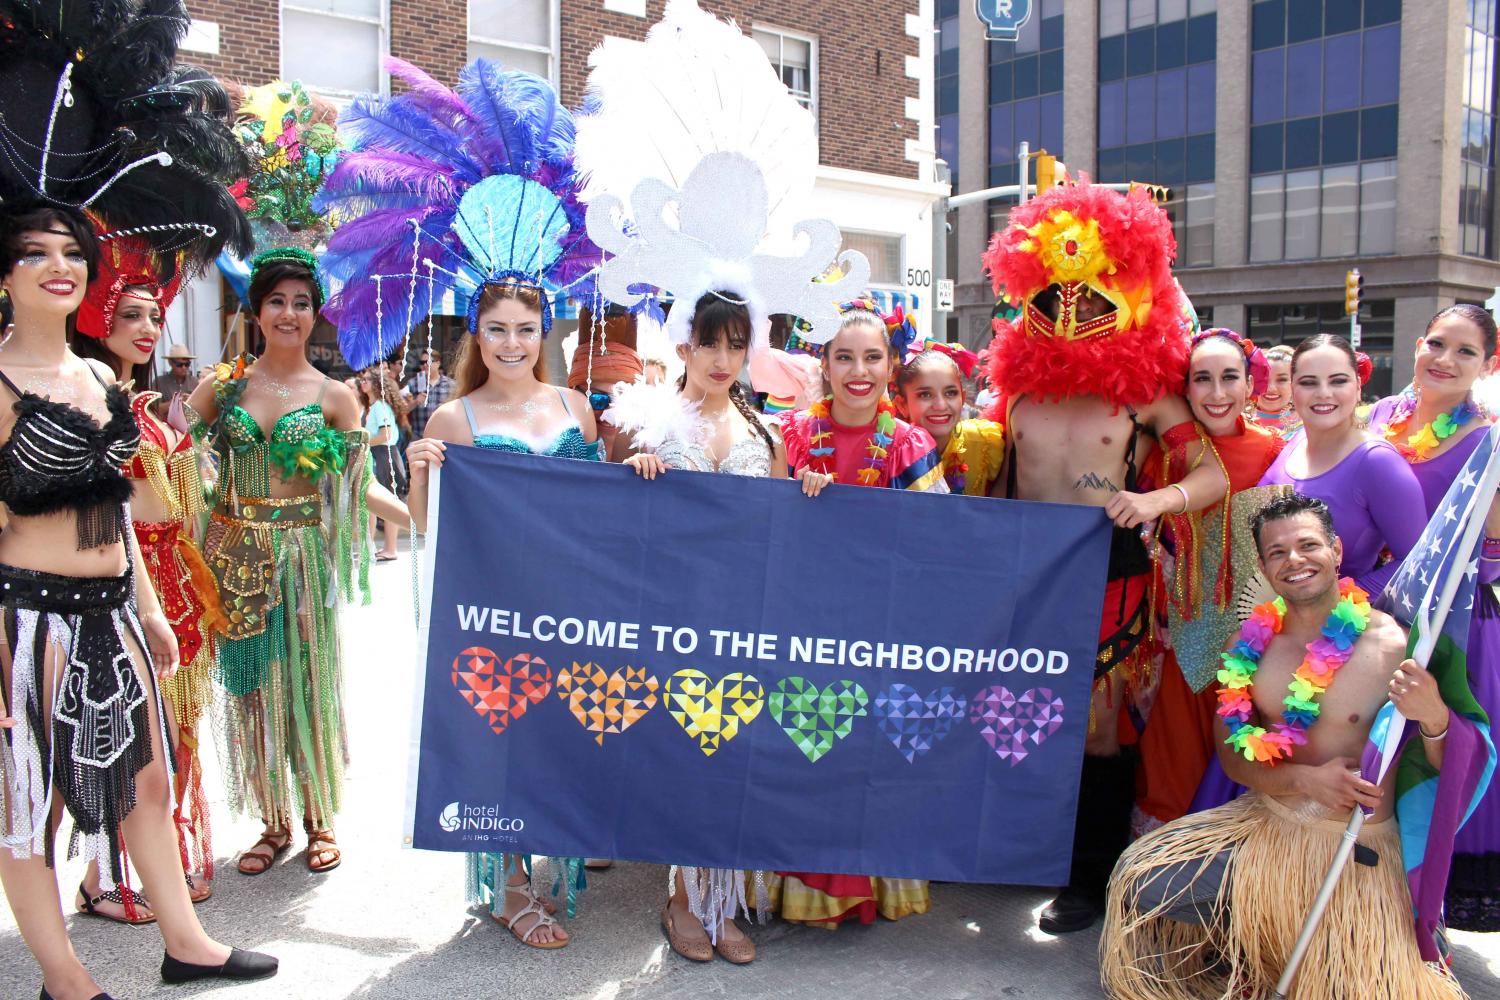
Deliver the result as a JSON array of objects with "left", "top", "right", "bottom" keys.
[
  {"left": 1016, "top": 141, "right": 1030, "bottom": 206},
  {"left": 932, "top": 158, "right": 952, "bottom": 339},
  {"left": 1270, "top": 423, "right": 1500, "bottom": 998}
]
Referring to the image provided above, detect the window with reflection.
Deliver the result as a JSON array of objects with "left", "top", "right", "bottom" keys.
[
  {"left": 1247, "top": 0, "right": 1400, "bottom": 260},
  {"left": 1097, "top": 0, "right": 1217, "bottom": 265},
  {"left": 988, "top": 0, "right": 1065, "bottom": 188},
  {"left": 1460, "top": 0, "right": 1497, "bottom": 257}
]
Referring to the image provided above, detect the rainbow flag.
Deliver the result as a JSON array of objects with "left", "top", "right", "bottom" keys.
[{"left": 1372, "top": 422, "right": 1499, "bottom": 960}]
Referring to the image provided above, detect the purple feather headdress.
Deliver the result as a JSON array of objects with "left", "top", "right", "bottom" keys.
[{"left": 315, "top": 57, "right": 598, "bottom": 371}]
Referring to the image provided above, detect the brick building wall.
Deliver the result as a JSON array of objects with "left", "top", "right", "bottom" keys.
[
  {"left": 559, "top": 0, "right": 918, "bottom": 179},
  {"left": 183, "top": 0, "right": 918, "bottom": 180},
  {"left": 182, "top": 0, "right": 280, "bottom": 83},
  {"left": 389, "top": 1, "right": 466, "bottom": 86}
]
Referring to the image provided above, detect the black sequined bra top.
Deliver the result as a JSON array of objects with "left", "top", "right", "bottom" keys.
[{"left": 0, "top": 367, "right": 140, "bottom": 549}]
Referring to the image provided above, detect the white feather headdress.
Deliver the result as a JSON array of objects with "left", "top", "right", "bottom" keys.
[{"left": 574, "top": 0, "right": 869, "bottom": 352}]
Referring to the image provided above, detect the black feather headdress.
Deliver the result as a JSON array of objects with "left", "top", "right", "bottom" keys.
[{"left": 0, "top": 0, "right": 251, "bottom": 269}]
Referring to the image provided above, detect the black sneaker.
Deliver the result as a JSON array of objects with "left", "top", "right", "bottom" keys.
[
  {"left": 1038, "top": 887, "right": 1101, "bottom": 934},
  {"left": 161, "top": 947, "right": 278, "bottom": 984}
]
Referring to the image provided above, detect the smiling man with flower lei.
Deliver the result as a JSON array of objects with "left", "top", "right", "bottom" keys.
[
  {"left": 1101, "top": 493, "right": 1468, "bottom": 1000},
  {"left": 979, "top": 180, "right": 1228, "bottom": 934}
]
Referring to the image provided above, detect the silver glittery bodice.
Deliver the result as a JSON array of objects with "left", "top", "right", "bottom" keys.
[{"left": 655, "top": 426, "right": 774, "bottom": 477}]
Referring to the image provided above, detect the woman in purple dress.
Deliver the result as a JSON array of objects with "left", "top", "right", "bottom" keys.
[
  {"left": 1369, "top": 304, "right": 1500, "bottom": 931},
  {"left": 1258, "top": 334, "right": 1425, "bottom": 592},
  {"left": 1192, "top": 333, "right": 1427, "bottom": 812}
]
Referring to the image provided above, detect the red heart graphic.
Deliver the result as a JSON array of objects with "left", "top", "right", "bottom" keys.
[{"left": 451, "top": 648, "right": 551, "bottom": 735}]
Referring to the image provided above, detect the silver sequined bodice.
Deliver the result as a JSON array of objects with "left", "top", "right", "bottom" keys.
[{"left": 655, "top": 426, "right": 775, "bottom": 478}]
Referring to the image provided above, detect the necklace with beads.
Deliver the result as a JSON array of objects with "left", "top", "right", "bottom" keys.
[
  {"left": 805, "top": 394, "right": 897, "bottom": 486},
  {"left": 1216, "top": 578, "right": 1370, "bottom": 765},
  {"left": 1381, "top": 389, "right": 1482, "bottom": 462}
]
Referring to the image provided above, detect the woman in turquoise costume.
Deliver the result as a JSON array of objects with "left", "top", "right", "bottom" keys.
[
  {"left": 186, "top": 248, "right": 404, "bottom": 877},
  {"left": 317, "top": 56, "right": 600, "bottom": 948}
]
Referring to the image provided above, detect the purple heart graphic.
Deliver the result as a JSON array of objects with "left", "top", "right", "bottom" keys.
[
  {"left": 873, "top": 684, "right": 967, "bottom": 762},
  {"left": 969, "top": 686, "right": 1065, "bottom": 766}
]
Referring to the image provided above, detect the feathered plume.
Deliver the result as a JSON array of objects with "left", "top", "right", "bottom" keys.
[
  {"left": 317, "top": 56, "right": 597, "bottom": 372},
  {"left": 574, "top": 1, "right": 868, "bottom": 348},
  {"left": 574, "top": 0, "right": 816, "bottom": 245},
  {"left": 0, "top": 0, "right": 252, "bottom": 268}
]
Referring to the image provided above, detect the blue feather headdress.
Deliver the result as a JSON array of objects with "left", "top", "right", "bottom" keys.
[{"left": 315, "top": 57, "right": 597, "bottom": 371}]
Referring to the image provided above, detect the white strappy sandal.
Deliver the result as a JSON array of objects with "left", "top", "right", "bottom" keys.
[{"left": 494, "top": 883, "right": 569, "bottom": 950}]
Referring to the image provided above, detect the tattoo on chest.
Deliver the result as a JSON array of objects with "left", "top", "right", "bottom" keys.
[{"left": 1074, "top": 472, "right": 1119, "bottom": 492}]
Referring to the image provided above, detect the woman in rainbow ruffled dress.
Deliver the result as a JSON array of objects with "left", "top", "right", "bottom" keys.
[{"left": 1367, "top": 303, "right": 1500, "bottom": 931}]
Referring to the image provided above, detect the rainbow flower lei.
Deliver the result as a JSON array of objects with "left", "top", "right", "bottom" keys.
[
  {"left": 805, "top": 395, "right": 897, "bottom": 486},
  {"left": 1381, "top": 388, "right": 1481, "bottom": 462},
  {"left": 1216, "top": 578, "right": 1371, "bottom": 765}
]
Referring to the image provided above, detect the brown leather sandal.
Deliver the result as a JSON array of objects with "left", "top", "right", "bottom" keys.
[
  {"left": 304, "top": 824, "right": 341, "bottom": 873},
  {"left": 660, "top": 903, "right": 713, "bottom": 962},
  {"left": 237, "top": 827, "right": 292, "bottom": 876}
]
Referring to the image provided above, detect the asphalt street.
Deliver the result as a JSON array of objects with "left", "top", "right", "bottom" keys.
[{"left": 1, "top": 546, "right": 1497, "bottom": 1000}]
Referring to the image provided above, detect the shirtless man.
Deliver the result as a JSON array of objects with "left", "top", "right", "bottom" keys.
[
  {"left": 1101, "top": 493, "right": 1467, "bottom": 1000},
  {"left": 982, "top": 183, "right": 1227, "bottom": 932}
]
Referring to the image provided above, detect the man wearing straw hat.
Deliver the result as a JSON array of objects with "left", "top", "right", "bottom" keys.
[
  {"left": 159, "top": 341, "right": 198, "bottom": 399},
  {"left": 1101, "top": 493, "right": 1470, "bottom": 1000}
]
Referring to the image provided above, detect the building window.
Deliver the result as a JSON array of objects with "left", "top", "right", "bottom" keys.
[
  {"left": 1247, "top": 0, "right": 1399, "bottom": 260},
  {"left": 1247, "top": 299, "right": 1394, "bottom": 397},
  {"left": 468, "top": 0, "right": 556, "bottom": 81},
  {"left": 281, "top": 0, "right": 384, "bottom": 96},
  {"left": 936, "top": 0, "right": 960, "bottom": 185},
  {"left": 843, "top": 231, "right": 904, "bottom": 286},
  {"left": 754, "top": 27, "right": 816, "bottom": 114},
  {"left": 1248, "top": 162, "right": 1395, "bottom": 260},
  {"left": 1097, "top": 0, "right": 1217, "bottom": 266},
  {"left": 988, "top": 0, "right": 1065, "bottom": 188},
  {"left": 1460, "top": 0, "right": 1497, "bottom": 256}
]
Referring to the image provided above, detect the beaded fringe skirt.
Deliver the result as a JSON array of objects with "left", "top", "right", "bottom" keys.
[{"left": 0, "top": 563, "right": 165, "bottom": 891}]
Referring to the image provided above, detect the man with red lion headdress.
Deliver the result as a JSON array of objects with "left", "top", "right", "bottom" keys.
[{"left": 982, "top": 182, "right": 1226, "bottom": 933}]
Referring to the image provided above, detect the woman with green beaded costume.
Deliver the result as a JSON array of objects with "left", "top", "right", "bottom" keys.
[{"left": 186, "top": 248, "right": 406, "bottom": 876}]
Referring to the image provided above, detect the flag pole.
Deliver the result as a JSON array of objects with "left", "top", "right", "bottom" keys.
[{"left": 1270, "top": 424, "right": 1500, "bottom": 999}]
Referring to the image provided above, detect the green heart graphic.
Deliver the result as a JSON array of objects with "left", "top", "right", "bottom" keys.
[{"left": 768, "top": 677, "right": 869, "bottom": 763}]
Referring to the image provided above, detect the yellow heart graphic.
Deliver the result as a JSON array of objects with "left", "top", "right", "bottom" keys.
[
  {"left": 664, "top": 669, "right": 765, "bottom": 756},
  {"left": 555, "top": 662, "right": 659, "bottom": 746}
]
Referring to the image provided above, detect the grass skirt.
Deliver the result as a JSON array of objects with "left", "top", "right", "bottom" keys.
[
  {"left": 1101, "top": 792, "right": 1467, "bottom": 1000},
  {"left": 206, "top": 498, "right": 348, "bottom": 830}
]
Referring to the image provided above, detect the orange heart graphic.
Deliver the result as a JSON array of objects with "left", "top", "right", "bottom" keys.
[{"left": 556, "top": 662, "right": 659, "bottom": 745}]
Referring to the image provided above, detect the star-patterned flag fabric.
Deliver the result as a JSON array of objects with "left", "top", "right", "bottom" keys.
[{"left": 1371, "top": 421, "right": 1498, "bottom": 961}]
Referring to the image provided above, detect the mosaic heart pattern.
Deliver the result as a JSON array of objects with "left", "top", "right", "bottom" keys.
[
  {"left": 769, "top": 677, "right": 869, "bottom": 763},
  {"left": 451, "top": 649, "right": 551, "bottom": 735},
  {"left": 555, "top": 662, "right": 660, "bottom": 745},
  {"left": 664, "top": 669, "right": 765, "bottom": 756},
  {"left": 873, "top": 684, "right": 966, "bottom": 762},
  {"left": 969, "top": 686, "right": 1065, "bottom": 766}
]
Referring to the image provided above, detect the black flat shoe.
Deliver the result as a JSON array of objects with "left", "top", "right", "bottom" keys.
[
  {"left": 1038, "top": 887, "right": 1101, "bottom": 934},
  {"left": 160, "top": 948, "right": 278, "bottom": 984},
  {"left": 40, "top": 990, "right": 111, "bottom": 1000}
]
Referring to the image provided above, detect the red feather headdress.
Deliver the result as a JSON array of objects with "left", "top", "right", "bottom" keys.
[
  {"left": 75, "top": 223, "right": 183, "bottom": 339},
  {"left": 978, "top": 183, "right": 1191, "bottom": 413}
]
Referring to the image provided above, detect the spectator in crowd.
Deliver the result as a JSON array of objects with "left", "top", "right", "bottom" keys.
[
  {"left": 408, "top": 348, "right": 457, "bottom": 438},
  {"left": 158, "top": 342, "right": 197, "bottom": 398}
]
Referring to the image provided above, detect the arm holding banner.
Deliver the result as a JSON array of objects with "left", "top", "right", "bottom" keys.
[{"left": 1388, "top": 659, "right": 1450, "bottom": 770}]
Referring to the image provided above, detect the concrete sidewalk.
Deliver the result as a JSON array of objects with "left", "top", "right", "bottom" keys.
[{"left": 1, "top": 551, "right": 1496, "bottom": 999}]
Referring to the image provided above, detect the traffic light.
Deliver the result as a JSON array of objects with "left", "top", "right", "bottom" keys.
[
  {"left": 1344, "top": 268, "right": 1363, "bottom": 316},
  {"left": 1036, "top": 153, "right": 1065, "bottom": 194}
]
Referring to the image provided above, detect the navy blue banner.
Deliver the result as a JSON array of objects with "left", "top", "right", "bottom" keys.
[{"left": 405, "top": 447, "right": 1110, "bottom": 885}]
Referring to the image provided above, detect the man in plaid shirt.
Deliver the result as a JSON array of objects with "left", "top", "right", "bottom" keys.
[{"left": 407, "top": 349, "right": 456, "bottom": 438}]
